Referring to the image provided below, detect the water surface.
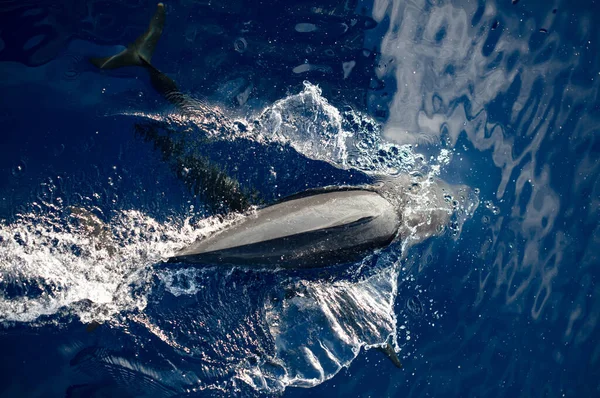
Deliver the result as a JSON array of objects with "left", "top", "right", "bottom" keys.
[{"left": 0, "top": 0, "right": 599, "bottom": 396}]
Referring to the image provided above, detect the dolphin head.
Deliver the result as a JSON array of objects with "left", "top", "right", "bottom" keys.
[{"left": 374, "top": 174, "right": 478, "bottom": 250}]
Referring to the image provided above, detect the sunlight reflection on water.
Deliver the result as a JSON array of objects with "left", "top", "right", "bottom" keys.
[
  {"left": 0, "top": 0, "right": 598, "bottom": 395},
  {"left": 360, "top": 0, "right": 600, "bottom": 395}
]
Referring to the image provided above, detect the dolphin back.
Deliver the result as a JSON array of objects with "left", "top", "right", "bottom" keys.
[{"left": 168, "top": 189, "right": 401, "bottom": 268}]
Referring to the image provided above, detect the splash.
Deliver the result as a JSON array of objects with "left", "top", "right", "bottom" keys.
[
  {"left": 145, "top": 85, "right": 476, "bottom": 393},
  {"left": 257, "top": 82, "right": 351, "bottom": 167},
  {"left": 121, "top": 82, "right": 428, "bottom": 177},
  {"left": 237, "top": 263, "right": 399, "bottom": 391},
  {"left": 0, "top": 82, "right": 476, "bottom": 395},
  {"left": 0, "top": 200, "right": 242, "bottom": 325}
]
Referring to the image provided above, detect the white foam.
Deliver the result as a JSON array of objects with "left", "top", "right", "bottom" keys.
[{"left": 0, "top": 82, "right": 476, "bottom": 394}]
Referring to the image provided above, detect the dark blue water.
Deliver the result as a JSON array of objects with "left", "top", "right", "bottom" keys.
[{"left": 1, "top": 0, "right": 599, "bottom": 396}]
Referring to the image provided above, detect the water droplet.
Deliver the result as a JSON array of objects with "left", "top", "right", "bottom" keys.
[{"left": 11, "top": 161, "right": 27, "bottom": 177}]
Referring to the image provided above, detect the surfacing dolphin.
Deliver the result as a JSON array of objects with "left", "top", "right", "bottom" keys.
[{"left": 90, "top": 3, "right": 472, "bottom": 270}]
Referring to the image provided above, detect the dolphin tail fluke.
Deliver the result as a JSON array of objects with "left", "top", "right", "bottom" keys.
[
  {"left": 89, "top": 3, "right": 183, "bottom": 105},
  {"left": 89, "top": 3, "right": 166, "bottom": 70},
  {"left": 133, "top": 2, "right": 166, "bottom": 64},
  {"left": 89, "top": 48, "right": 142, "bottom": 70}
]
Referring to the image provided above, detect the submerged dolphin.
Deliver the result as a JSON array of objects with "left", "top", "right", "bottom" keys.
[{"left": 90, "top": 3, "right": 469, "bottom": 269}]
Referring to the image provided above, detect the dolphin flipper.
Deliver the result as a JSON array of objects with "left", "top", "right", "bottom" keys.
[{"left": 89, "top": 3, "right": 166, "bottom": 70}]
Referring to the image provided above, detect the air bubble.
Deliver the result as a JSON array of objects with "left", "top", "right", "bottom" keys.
[
  {"left": 484, "top": 200, "right": 501, "bottom": 215},
  {"left": 233, "top": 37, "right": 247, "bottom": 53},
  {"left": 406, "top": 295, "right": 425, "bottom": 317}
]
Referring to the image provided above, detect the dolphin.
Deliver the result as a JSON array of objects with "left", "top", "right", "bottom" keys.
[
  {"left": 168, "top": 187, "right": 401, "bottom": 268},
  {"left": 89, "top": 3, "right": 467, "bottom": 270},
  {"left": 167, "top": 175, "right": 462, "bottom": 268}
]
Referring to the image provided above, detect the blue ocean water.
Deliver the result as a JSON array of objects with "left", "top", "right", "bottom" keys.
[{"left": 0, "top": 0, "right": 599, "bottom": 397}]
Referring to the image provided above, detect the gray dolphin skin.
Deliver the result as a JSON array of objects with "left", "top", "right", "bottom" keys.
[
  {"left": 168, "top": 176, "right": 462, "bottom": 268},
  {"left": 169, "top": 188, "right": 401, "bottom": 268},
  {"left": 90, "top": 3, "right": 463, "bottom": 270}
]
